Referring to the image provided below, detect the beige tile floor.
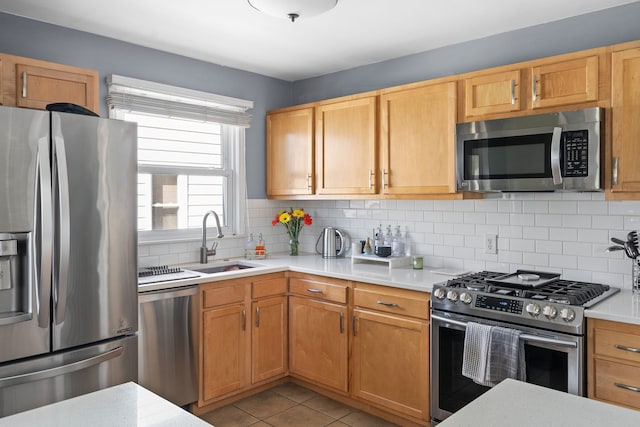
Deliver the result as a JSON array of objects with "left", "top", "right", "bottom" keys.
[{"left": 198, "top": 382, "right": 400, "bottom": 427}]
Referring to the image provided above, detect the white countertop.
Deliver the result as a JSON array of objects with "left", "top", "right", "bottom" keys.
[
  {"left": 439, "top": 379, "right": 640, "bottom": 427},
  {"left": 139, "top": 253, "right": 640, "bottom": 326},
  {"left": 0, "top": 382, "right": 211, "bottom": 427}
]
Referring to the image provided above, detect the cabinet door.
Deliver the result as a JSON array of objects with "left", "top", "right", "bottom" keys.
[
  {"left": 289, "top": 296, "right": 348, "bottom": 392},
  {"left": 611, "top": 48, "right": 640, "bottom": 195},
  {"left": 0, "top": 57, "right": 3, "bottom": 106},
  {"left": 380, "top": 82, "right": 457, "bottom": 195},
  {"left": 201, "top": 304, "right": 250, "bottom": 402},
  {"left": 531, "top": 56, "right": 598, "bottom": 109},
  {"left": 16, "top": 63, "right": 98, "bottom": 112},
  {"left": 464, "top": 69, "right": 521, "bottom": 118},
  {"left": 352, "top": 309, "right": 429, "bottom": 420},
  {"left": 266, "top": 108, "right": 314, "bottom": 196},
  {"left": 315, "top": 97, "right": 377, "bottom": 195},
  {"left": 252, "top": 296, "right": 287, "bottom": 384}
]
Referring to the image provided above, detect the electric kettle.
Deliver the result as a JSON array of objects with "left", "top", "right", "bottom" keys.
[{"left": 315, "top": 227, "right": 347, "bottom": 258}]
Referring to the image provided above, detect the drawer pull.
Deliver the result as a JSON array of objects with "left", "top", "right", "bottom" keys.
[
  {"left": 615, "top": 383, "right": 640, "bottom": 393},
  {"left": 306, "top": 288, "right": 323, "bottom": 294},
  {"left": 22, "top": 71, "right": 27, "bottom": 98},
  {"left": 377, "top": 300, "right": 398, "bottom": 308},
  {"left": 615, "top": 344, "right": 640, "bottom": 353}
]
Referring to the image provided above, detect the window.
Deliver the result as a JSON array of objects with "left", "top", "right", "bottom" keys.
[{"left": 107, "top": 75, "right": 252, "bottom": 241}]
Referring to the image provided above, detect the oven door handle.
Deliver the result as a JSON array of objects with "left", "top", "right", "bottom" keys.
[{"left": 430, "top": 314, "right": 578, "bottom": 348}]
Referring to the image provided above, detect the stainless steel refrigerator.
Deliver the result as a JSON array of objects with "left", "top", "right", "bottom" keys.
[{"left": 0, "top": 105, "right": 138, "bottom": 417}]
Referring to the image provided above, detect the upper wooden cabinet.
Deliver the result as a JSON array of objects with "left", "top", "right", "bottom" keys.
[
  {"left": 0, "top": 53, "right": 99, "bottom": 113},
  {"left": 379, "top": 81, "right": 457, "bottom": 195},
  {"left": 531, "top": 55, "right": 599, "bottom": 109},
  {"left": 315, "top": 97, "right": 377, "bottom": 195},
  {"left": 266, "top": 107, "right": 314, "bottom": 197},
  {"left": 464, "top": 69, "right": 522, "bottom": 117},
  {"left": 610, "top": 46, "right": 640, "bottom": 198},
  {"left": 462, "top": 53, "right": 604, "bottom": 121}
]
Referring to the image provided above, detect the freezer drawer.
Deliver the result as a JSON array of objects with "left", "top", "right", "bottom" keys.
[
  {"left": 0, "top": 335, "right": 137, "bottom": 417},
  {"left": 138, "top": 285, "right": 198, "bottom": 407}
]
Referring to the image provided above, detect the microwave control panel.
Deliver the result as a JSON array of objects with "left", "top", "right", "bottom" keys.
[{"left": 562, "top": 130, "right": 589, "bottom": 177}]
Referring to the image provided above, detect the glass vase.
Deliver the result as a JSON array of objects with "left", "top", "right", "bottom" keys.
[{"left": 289, "top": 238, "right": 299, "bottom": 256}]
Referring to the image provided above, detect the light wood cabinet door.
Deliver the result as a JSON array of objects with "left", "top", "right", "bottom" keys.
[
  {"left": 315, "top": 97, "right": 377, "bottom": 195},
  {"left": 16, "top": 63, "right": 98, "bottom": 112},
  {"left": 201, "top": 303, "right": 250, "bottom": 402},
  {"left": 0, "top": 57, "right": 3, "bottom": 106},
  {"left": 611, "top": 48, "right": 640, "bottom": 196},
  {"left": 289, "top": 295, "right": 348, "bottom": 392},
  {"left": 352, "top": 309, "right": 429, "bottom": 420},
  {"left": 380, "top": 82, "right": 457, "bottom": 195},
  {"left": 464, "top": 69, "right": 522, "bottom": 118},
  {"left": 266, "top": 108, "right": 314, "bottom": 196},
  {"left": 252, "top": 296, "right": 287, "bottom": 384},
  {"left": 530, "top": 56, "right": 598, "bottom": 109}
]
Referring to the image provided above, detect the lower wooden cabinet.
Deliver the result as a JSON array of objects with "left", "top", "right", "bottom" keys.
[
  {"left": 352, "top": 283, "right": 430, "bottom": 421},
  {"left": 289, "top": 295, "right": 349, "bottom": 392},
  {"left": 199, "top": 273, "right": 287, "bottom": 406},
  {"left": 588, "top": 318, "right": 640, "bottom": 410}
]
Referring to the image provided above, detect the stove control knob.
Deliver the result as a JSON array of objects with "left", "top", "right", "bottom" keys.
[
  {"left": 560, "top": 308, "right": 576, "bottom": 322},
  {"left": 446, "top": 290, "right": 459, "bottom": 302},
  {"left": 433, "top": 288, "right": 447, "bottom": 300},
  {"left": 460, "top": 292, "right": 473, "bottom": 305},
  {"left": 542, "top": 305, "right": 558, "bottom": 319},
  {"left": 525, "top": 303, "right": 541, "bottom": 317}
]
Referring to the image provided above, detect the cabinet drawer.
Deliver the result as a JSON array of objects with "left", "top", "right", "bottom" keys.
[
  {"left": 594, "top": 327, "right": 640, "bottom": 364},
  {"left": 252, "top": 275, "right": 287, "bottom": 299},
  {"left": 593, "top": 358, "right": 640, "bottom": 410},
  {"left": 289, "top": 277, "right": 348, "bottom": 304},
  {"left": 354, "top": 284, "right": 429, "bottom": 320},
  {"left": 202, "top": 282, "right": 248, "bottom": 308}
]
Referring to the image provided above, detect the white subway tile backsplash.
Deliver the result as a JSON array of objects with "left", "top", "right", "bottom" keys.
[{"left": 138, "top": 198, "right": 640, "bottom": 290}]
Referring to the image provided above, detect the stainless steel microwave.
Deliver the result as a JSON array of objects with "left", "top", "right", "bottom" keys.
[{"left": 456, "top": 108, "right": 603, "bottom": 192}]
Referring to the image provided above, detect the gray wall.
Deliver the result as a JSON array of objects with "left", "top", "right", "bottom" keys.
[
  {"left": 293, "top": 1, "right": 640, "bottom": 104},
  {"left": 0, "top": 12, "right": 292, "bottom": 199},
  {"left": 2, "top": 2, "right": 640, "bottom": 199}
]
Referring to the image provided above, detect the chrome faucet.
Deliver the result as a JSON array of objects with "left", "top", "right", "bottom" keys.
[{"left": 200, "top": 210, "right": 224, "bottom": 263}]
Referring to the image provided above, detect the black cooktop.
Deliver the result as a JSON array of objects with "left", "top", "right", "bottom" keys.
[{"left": 445, "top": 271, "right": 612, "bottom": 306}]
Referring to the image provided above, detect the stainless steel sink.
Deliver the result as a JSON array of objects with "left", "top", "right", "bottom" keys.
[{"left": 189, "top": 264, "right": 255, "bottom": 274}]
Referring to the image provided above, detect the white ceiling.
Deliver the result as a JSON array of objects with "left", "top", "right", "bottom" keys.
[{"left": 0, "top": 0, "right": 635, "bottom": 81}]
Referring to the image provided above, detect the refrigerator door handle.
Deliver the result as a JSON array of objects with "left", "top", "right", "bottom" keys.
[
  {"left": 0, "top": 346, "right": 124, "bottom": 388},
  {"left": 35, "top": 137, "right": 53, "bottom": 328},
  {"left": 53, "top": 135, "right": 71, "bottom": 325}
]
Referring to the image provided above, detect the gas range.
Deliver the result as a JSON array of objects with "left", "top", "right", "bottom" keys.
[{"left": 431, "top": 270, "right": 619, "bottom": 335}]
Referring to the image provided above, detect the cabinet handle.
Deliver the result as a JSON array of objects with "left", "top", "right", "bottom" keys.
[
  {"left": 613, "top": 157, "right": 619, "bottom": 186},
  {"left": 352, "top": 316, "right": 357, "bottom": 336},
  {"left": 307, "top": 173, "right": 312, "bottom": 190},
  {"left": 510, "top": 79, "right": 516, "bottom": 105},
  {"left": 377, "top": 300, "right": 398, "bottom": 308},
  {"left": 339, "top": 311, "right": 344, "bottom": 334},
  {"left": 22, "top": 71, "right": 27, "bottom": 98},
  {"left": 615, "top": 383, "right": 640, "bottom": 393},
  {"left": 368, "top": 169, "right": 374, "bottom": 189},
  {"left": 532, "top": 76, "right": 538, "bottom": 102},
  {"left": 381, "top": 169, "right": 389, "bottom": 189},
  {"left": 242, "top": 309, "right": 246, "bottom": 331},
  {"left": 306, "top": 288, "right": 323, "bottom": 294},
  {"left": 255, "top": 307, "right": 260, "bottom": 328},
  {"left": 615, "top": 344, "right": 640, "bottom": 353}
]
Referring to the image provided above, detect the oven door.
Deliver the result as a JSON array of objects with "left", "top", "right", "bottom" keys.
[{"left": 430, "top": 310, "right": 584, "bottom": 424}]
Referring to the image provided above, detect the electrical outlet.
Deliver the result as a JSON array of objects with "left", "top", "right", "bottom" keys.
[{"left": 485, "top": 234, "right": 497, "bottom": 254}]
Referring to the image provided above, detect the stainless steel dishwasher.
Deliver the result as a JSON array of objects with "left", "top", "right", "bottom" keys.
[{"left": 138, "top": 284, "right": 199, "bottom": 407}]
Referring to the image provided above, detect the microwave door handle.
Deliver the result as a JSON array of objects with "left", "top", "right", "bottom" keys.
[
  {"left": 430, "top": 314, "right": 577, "bottom": 348},
  {"left": 550, "top": 127, "right": 563, "bottom": 185}
]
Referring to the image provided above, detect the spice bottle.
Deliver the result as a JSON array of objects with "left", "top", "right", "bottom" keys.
[{"left": 256, "top": 233, "right": 265, "bottom": 256}]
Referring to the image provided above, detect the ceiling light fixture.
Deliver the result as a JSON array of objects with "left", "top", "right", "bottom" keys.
[{"left": 248, "top": 0, "right": 338, "bottom": 22}]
